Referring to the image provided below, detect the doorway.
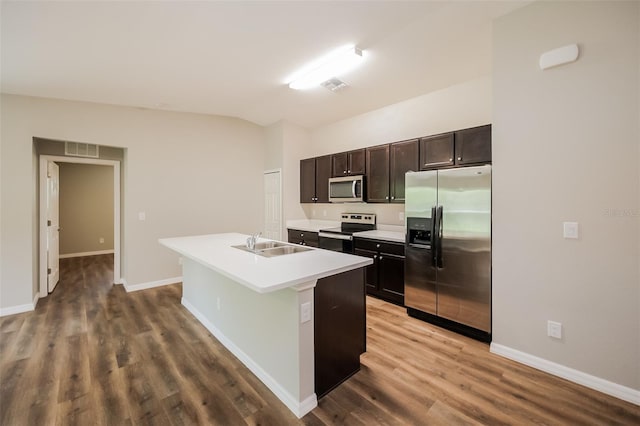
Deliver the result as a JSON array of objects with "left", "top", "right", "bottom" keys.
[
  {"left": 38, "top": 155, "right": 121, "bottom": 297},
  {"left": 263, "top": 169, "right": 282, "bottom": 240}
]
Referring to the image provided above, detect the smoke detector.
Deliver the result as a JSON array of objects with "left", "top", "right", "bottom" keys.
[{"left": 321, "top": 78, "right": 348, "bottom": 92}]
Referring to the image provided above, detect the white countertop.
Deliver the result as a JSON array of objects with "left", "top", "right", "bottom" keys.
[
  {"left": 159, "top": 233, "right": 372, "bottom": 294},
  {"left": 353, "top": 230, "right": 405, "bottom": 243},
  {"left": 286, "top": 219, "right": 340, "bottom": 233}
]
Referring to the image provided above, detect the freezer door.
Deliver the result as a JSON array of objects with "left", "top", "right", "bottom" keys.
[
  {"left": 404, "top": 245, "right": 437, "bottom": 314},
  {"left": 436, "top": 165, "right": 492, "bottom": 332},
  {"left": 405, "top": 170, "right": 437, "bottom": 219},
  {"left": 404, "top": 170, "right": 438, "bottom": 314}
]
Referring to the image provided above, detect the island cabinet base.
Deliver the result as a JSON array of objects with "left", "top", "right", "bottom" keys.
[
  {"left": 178, "top": 257, "right": 367, "bottom": 419},
  {"left": 314, "top": 268, "right": 366, "bottom": 399}
]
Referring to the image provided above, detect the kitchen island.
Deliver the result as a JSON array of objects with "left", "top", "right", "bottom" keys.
[{"left": 159, "top": 233, "right": 372, "bottom": 418}]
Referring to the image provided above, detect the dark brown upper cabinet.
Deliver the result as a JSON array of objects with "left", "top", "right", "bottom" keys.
[
  {"left": 332, "top": 149, "right": 365, "bottom": 177},
  {"left": 454, "top": 125, "right": 491, "bottom": 166},
  {"left": 419, "top": 133, "right": 454, "bottom": 170},
  {"left": 390, "top": 139, "right": 419, "bottom": 203},
  {"left": 300, "top": 155, "right": 331, "bottom": 203},
  {"left": 365, "top": 144, "right": 390, "bottom": 203}
]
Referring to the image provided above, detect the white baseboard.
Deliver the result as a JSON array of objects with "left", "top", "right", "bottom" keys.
[
  {"left": 181, "top": 297, "right": 318, "bottom": 418},
  {"left": 59, "top": 249, "right": 114, "bottom": 259},
  {"left": 490, "top": 343, "right": 640, "bottom": 406},
  {"left": 124, "top": 276, "right": 182, "bottom": 293},
  {"left": 0, "top": 296, "right": 37, "bottom": 317}
]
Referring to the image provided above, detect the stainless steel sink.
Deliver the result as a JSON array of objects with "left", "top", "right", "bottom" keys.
[
  {"left": 253, "top": 241, "right": 288, "bottom": 250},
  {"left": 259, "top": 245, "right": 311, "bottom": 257},
  {"left": 232, "top": 242, "right": 312, "bottom": 257}
]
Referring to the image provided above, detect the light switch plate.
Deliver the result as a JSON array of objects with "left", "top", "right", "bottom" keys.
[
  {"left": 300, "top": 302, "right": 311, "bottom": 323},
  {"left": 563, "top": 222, "right": 579, "bottom": 239},
  {"left": 138, "top": 211, "right": 146, "bottom": 221}
]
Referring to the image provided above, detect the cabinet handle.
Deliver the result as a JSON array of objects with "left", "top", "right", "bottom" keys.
[
  {"left": 300, "top": 233, "right": 304, "bottom": 237},
  {"left": 343, "top": 170, "right": 347, "bottom": 174},
  {"left": 385, "top": 196, "right": 389, "bottom": 200},
  {"left": 373, "top": 255, "right": 377, "bottom": 259},
  {"left": 379, "top": 256, "right": 383, "bottom": 260},
  {"left": 376, "top": 244, "right": 380, "bottom": 248},
  {"left": 458, "top": 156, "right": 462, "bottom": 161},
  {"left": 348, "top": 170, "right": 351, "bottom": 173},
  {"left": 391, "top": 196, "right": 395, "bottom": 200},
  {"left": 449, "top": 158, "right": 453, "bottom": 162}
]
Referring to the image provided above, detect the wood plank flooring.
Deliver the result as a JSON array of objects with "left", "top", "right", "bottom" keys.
[{"left": 1, "top": 254, "right": 638, "bottom": 425}]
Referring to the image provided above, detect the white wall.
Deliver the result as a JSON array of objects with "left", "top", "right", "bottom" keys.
[
  {"left": 492, "top": 0, "right": 639, "bottom": 392},
  {"left": 304, "top": 76, "right": 492, "bottom": 225},
  {"left": 0, "top": 94, "right": 265, "bottom": 309}
]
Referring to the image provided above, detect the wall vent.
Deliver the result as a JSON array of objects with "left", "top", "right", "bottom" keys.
[{"left": 65, "top": 142, "right": 99, "bottom": 158}]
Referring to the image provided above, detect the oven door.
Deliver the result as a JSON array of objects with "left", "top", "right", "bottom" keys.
[{"left": 318, "top": 232, "right": 354, "bottom": 253}]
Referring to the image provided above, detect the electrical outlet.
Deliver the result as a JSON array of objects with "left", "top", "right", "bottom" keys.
[
  {"left": 547, "top": 320, "right": 562, "bottom": 339},
  {"left": 563, "top": 222, "right": 579, "bottom": 239},
  {"left": 99, "top": 237, "right": 104, "bottom": 244},
  {"left": 138, "top": 211, "right": 146, "bottom": 221},
  {"left": 399, "top": 212, "right": 405, "bottom": 221}
]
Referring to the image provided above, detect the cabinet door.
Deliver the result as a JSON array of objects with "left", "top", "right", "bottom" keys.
[
  {"left": 300, "top": 158, "right": 316, "bottom": 203},
  {"left": 302, "top": 231, "right": 319, "bottom": 247},
  {"left": 379, "top": 253, "right": 405, "bottom": 305},
  {"left": 365, "top": 145, "right": 390, "bottom": 203},
  {"left": 331, "top": 152, "right": 348, "bottom": 177},
  {"left": 354, "top": 248, "right": 378, "bottom": 293},
  {"left": 420, "top": 133, "right": 454, "bottom": 170},
  {"left": 455, "top": 125, "right": 491, "bottom": 165},
  {"left": 287, "top": 229, "right": 303, "bottom": 245},
  {"left": 390, "top": 139, "right": 419, "bottom": 203},
  {"left": 315, "top": 155, "right": 331, "bottom": 203},
  {"left": 348, "top": 149, "right": 366, "bottom": 175}
]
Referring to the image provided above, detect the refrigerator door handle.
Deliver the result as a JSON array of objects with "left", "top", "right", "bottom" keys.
[
  {"left": 437, "top": 205, "right": 444, "bottom": 268},
  {"left": 430, "top": 206, "right": 437, "bottom": 267}
]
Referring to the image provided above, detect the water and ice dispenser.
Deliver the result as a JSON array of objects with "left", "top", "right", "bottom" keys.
[{"left": 406, "top": 217, "right": 432, "bottom": 247}]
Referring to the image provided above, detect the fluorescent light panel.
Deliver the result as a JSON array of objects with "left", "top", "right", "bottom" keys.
[{"left": 288, "top": 45, "right": 364, "bottom": 90}]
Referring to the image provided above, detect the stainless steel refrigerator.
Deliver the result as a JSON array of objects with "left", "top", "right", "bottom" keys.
[{"left": 404, "top": 165, "right": 491, "bottom": 340}]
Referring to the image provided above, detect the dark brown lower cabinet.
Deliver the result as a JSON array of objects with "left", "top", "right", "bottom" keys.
[
  {"left": 287, "top": 229, "right": 319, "bottom": 247},
  {"left": 314, "top": 267, "right": 366, "bottom": 399},
  {"left": 354, "top": 238, "right": 405, "bottom": 306}
]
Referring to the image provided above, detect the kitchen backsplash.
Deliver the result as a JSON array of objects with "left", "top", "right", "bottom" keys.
[{"left": 301, "top": 203, "right": 405, "bottom": 226}]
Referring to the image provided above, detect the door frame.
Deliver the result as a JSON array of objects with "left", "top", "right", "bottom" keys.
[
  {"left": 38, "top": 155, "right": 121, "bottom": 297},
  {"left": 263, "top": 168, "right": 283, "bottom": 241}
]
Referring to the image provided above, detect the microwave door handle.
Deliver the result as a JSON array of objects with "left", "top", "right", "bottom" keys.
[{"left": 352, "top": 180, "right": 357, "bottom": 198}]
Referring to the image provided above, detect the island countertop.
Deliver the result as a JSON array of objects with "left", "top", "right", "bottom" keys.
[{"left": 159, "top": 233, "right": 372, "bottom": 294}]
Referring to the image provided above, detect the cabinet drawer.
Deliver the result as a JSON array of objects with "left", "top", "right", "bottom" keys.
[
  {"left": 287, "top": 229, "right": 319, "bottom": 246},
  {"left": 354, "top": 238, "right": 405, "bottom": 256}
]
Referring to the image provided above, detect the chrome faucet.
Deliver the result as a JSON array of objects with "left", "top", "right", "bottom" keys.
[{"left": 246, "top": 232, "right": 261, "bottom": 251}]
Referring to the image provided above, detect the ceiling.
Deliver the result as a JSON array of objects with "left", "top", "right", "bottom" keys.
[{"left": 0, "top": 1, "right": 529, "bottom": 129}]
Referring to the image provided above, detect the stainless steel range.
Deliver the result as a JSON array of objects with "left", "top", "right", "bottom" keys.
[{"left": 318, "top": 213, "right": 376, "bottom": 253}]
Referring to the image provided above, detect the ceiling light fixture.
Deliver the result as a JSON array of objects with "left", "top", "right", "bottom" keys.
[{"left": 288, "top": 45, "right": 364, "bottom": 90}]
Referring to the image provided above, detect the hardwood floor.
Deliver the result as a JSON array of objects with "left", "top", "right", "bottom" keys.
[{"left": 1, "top": 254, "right": 638, "bottom": 425}]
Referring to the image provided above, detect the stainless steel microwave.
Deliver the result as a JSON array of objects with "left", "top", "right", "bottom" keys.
[{"left": 329, "top": 175, "right": 365, "bottom": 203}]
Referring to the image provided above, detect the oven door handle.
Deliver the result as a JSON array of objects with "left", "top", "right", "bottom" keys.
[{"left": 318, "top": 232, "right": 353, "bottom": 241}]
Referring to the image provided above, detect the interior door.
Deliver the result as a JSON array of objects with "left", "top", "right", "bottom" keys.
[
  {"left": 47, "top": 161, "right": 60, "bottom": 293},
  {"left": 263, "top": 170, "right": 282, "bottom": 240}
]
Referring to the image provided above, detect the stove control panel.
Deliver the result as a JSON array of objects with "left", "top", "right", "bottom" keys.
[{"left": 340, "top": 213, "right": 376, "bottom": 225}]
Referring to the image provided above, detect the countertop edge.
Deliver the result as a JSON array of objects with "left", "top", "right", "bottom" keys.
[{"left": 159, "top": 237, "right": 372, "bottom": 294}]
